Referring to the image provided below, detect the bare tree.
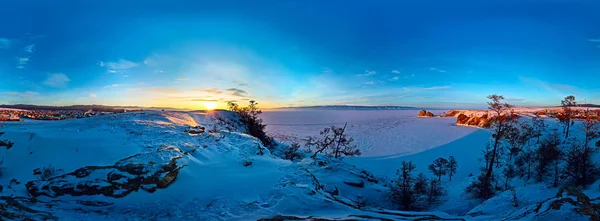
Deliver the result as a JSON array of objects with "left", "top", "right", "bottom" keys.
[
  {"left": 557, "top": 95, "right": 576, "bottom": 139},
  {"left": 447, "top": 156, "right": 457, "bottom": 181},
  {"left": 479, "top": 95, "right": 517, "bottom": 199},
  {"left": 305, "top": 123, "right": 360, "bottom": 159},
  {"left": 429, "top": 157, "right": 449, "bottom": 181}
]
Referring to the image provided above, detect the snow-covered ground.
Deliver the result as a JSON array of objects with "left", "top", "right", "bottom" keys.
[
  {"left": 0, "top": 109, "right": 597, "bottom": 220},
  {"left": 0, "top": 111, "right": 467, "bottom": 220}
]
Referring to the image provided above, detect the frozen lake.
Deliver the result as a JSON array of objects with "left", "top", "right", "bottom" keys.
[{"left": 262, "top": 109, "right": 482, "bottom": 158}]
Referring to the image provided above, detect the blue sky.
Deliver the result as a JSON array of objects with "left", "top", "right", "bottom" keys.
[{"left": 1, "top": 0, "right": 599, "bottom": 109}]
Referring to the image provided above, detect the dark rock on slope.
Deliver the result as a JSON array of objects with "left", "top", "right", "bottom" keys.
[{"left": 26, "top": 146, "right": 186, "bottom": 198}]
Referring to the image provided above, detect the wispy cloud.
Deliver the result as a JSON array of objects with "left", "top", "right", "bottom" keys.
[
  {"left": 17, "top": 57, "right": 29, "bottom": 69},
  {"left": 588, "top": 38, "right": 600, "bottom": 42},
  {"left": 199, "top": 88, "right": 223, "bottom": 94},
  {"left": 24, "top": 44, "right": 35, "bottom": 53},
  {"left": 518, "top": 76, "right": 576, "bottom": 96},
  {"left": 364, "top": 81, "right": 376, "bottom": 85},
  {"left": 391, "top": 70, "right": 400, "bottom": 74},
  {"left": 429, "top": 67, "right": 447, "bottom": 74},
  {"left": 104, "top": 84, "right": 124, "bottom": 88},
  {"left": 43, "top": 73, "right": 70, "bottom": 88},
  {"left": 98, "top": 59, "right": 138, "bottom": 73},
  {"left": 175, "top": 78, "right": 188, "bottom": 81},
  {"left": 148, "top": 87, "right": 181, "bottom": 94},
  {"left": 357, "top": 70, "right": 376, "bottom": 77},
  {"left": 226, "top": 88, "right": 247, "bottom": 97},
  {"left": 89, "top": 93, "right": 97, "bottom": 98},
  {"left": 127, "top": 88, "right": 142, "bottom": 91},
  {"left": 403, "top": 85, "right": 451, "bottom": 92},
  {"left": 0, "top": 38, "right": 10, "bottom": 49},
  {"left": 390, "top": 76, "right": 400, "bottom": 81},
  {"left": 4, "top": 91, "right": 39, "bottom": 97}
]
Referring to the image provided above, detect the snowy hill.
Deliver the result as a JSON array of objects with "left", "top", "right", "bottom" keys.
[{"left": 0, "top": 111, "right": 473, "bottom": 220}]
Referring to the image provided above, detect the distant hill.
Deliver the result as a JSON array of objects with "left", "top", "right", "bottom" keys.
[
  {"left": 0, "top": 104, "right": 139, "bottom": 111},
  {"left": 577, "top": 104, "right": 600, "bottom": 108},
  {"left": 274, "top": 105, "right": 417, "bottom": 110}
]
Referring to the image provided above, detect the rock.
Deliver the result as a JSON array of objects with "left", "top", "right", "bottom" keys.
[
  {"left": 456, "top": 113, "right": 492, "bottom": 128},
  {"left": 185, "top": 126, "right": 205, "bottom": 135},
  {"left": 518, "top": 187, "right": 600, "bottom": 220},
  {"left": 456, "top": 114, "right": 469, "bottom": 125},
  {"left": 0, "top": 140, "right": 14, "bottom": 149},
  {"left": 26, "top": 146, "right": 186, "bottom": 198},
  {"left": 343, "top": 180, "right": 365, "bottom": 188},
  {"left": 417, "top": 110, "right": 435, "bottom": 118},
  {"left": 243, "top": 160, "right": 253, "bottom": 167}
]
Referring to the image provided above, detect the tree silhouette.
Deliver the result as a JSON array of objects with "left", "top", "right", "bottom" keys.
[
  {"left": 447, "top": 156, "right": 457, "bottom": 181},
  {"left": 429, "top": 157, "right": 449, "bottom": 181},
  {"left": 557, "top": 95, "right": 576, "bottom": 139}
]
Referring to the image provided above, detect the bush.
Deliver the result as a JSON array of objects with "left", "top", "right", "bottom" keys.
[
  {"left": 227, "top": 101, "right": 273, "bottom": 147},
  {"left": 305, "top": 123, "right": 360, "bottom": 159},
  {"left": 37, "top": 165, "right": 57, "bottom": 181},
  {"left": 283, "top": 142, "right": 302, "bottom": 161}
]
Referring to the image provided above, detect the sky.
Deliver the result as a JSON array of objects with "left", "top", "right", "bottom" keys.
[{"left": 1, "top": 0, "right": 599, "bottom": 109}]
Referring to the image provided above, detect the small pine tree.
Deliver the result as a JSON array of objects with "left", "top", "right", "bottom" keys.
[
  {"left": 390, "top": 161, "right": 417, "bottom": 211},
  {"left": 429, "top": 157, "right": 449, "bottom": 181},
  {"left": 532, "top": 114, "right": 546, "bottom": 144}
]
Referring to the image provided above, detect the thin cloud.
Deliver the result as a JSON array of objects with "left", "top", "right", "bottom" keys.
[
  {"left": 391, "top": 76, "right": 400, "bottom": 81},
  {"left": 403, "top": 85, "right": 451, "bottom": 92},
  {"left": 357, "top": 70, "right": 376, "bottom": 77},
  {"left": 127, "top": 88, "right": 142, "bottom": 91},
  {"left": 0, "top": 38, "right": 10, "bottom": 49},
  {"left": 175, "top": 78, "right": 188, "bottom": 81},
  {"left": 391, "top": 70, "right": 400, "bottom": 74},
  {"left": 226, "top": 88, "right": 247, "bottom": 97},
  {"left": 89, "top": 93, "right": 97, "bottom": 98},
  {"left": 148, "top": 87, "right": 181, "bottom": 94},
  {"left": 588, "top": 38, "right": 600, "bottom": 42},
  {"left": 519, "top": 76, "right": 576, "bottom": 96},
  {"left": 17, "top": 57, "right": 29, "bottom": 68},
  {"left": 98, "top": 59, "right": 138, "bottom": 73},
  {"left": 199, "top": 88, "right": 223, "bottom": 94},
  {"left": 24, "top": 44, "right": 35, "bottom": 53},
  {"left": 104, "top": 84, "right": 123, "bottom": 88},
  {"left": 43, "top": 73, "right": 70, "bottom": 88},
  {"left": 364, "top": 81, "right": 376, "bottom": 85},
  {"left": 429, "top": 67, "right": 447, "bottom": 74},
  {"left": 4, "top": 91, "right": 39, "bottom": 97}
]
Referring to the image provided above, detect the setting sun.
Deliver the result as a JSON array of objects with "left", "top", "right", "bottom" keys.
[{"left": 204, "top": 102, "right": 217, "bottom": 110}]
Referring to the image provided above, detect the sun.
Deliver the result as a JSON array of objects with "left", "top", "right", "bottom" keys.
[{"left": 204, "top": 102, "right": 217, "bottom": 111}]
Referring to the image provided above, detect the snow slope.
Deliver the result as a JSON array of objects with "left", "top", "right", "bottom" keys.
[{"left": 0, "top": 111, "right": 467, "bottom": 221}]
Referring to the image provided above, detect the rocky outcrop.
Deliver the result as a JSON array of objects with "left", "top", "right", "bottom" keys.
[
  {"left": 508, "top": 187, "right": 600, "bottom": 220},
  {"left": 0, "top": 196, "right": 59, "bottom": 220},
  {"left": 417, "top": 110, "right": 435, "bottom": 118},
  {"left": 26, "top": 146, "right": 186, "bottom": 198},
  {"left": 455, "top": 113, "right": 492, "bottom": 128}
]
